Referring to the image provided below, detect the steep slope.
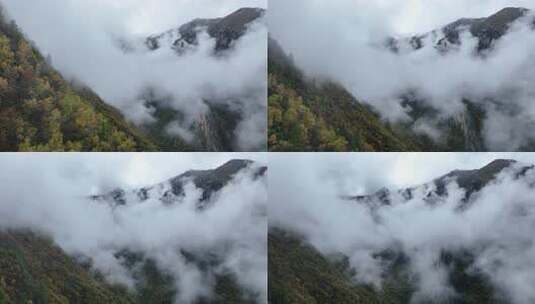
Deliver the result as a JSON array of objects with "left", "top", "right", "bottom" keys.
[
  {"left": 0, "top": 7, "right": 156, "bottom": 152},
  {"left": 268, "top": 37, "right": 428, "bottom": 152},
  {"left": 141, "top": 8, "right": 266, "bottom": 152},
  {"left": 0, "top": 230, "right": 135, "bottom": 304},
  {"left": 268, "top": 229, "right": 411, "bottom": 304}
]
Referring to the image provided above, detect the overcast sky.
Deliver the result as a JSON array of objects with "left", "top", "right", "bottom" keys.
[
  {"left": 270, "top": 0, "right": 535, "bottom": 38},
  {"left": 3, "top": 0, "right": 267, "bottom": 37}
]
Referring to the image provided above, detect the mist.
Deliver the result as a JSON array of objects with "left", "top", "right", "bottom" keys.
[
  {"left": 269, "top": 0, "right": 535, "bottom": 150},
  {"left": 0, "top": 153, "right": 267, "bottom": 304},
  {"left": 270, "top": 153, "right": 535, "bottom": 303},
  {"left": 1, "top": 0, "right": 267, "bottom": 151}
]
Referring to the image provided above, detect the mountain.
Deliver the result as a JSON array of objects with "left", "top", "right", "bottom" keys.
[
  {"left": 141, "top": 8, "right": 266, "bottom": 152},
  {"left": 347, "top": 159, "right": 522, "bottom": 210},
  {"left": 146, "top": 7, "right": 265, "bottom": 54},
  {"left": 269, "top": 159, "right": 533, "bottom": 304},
  {"left": 91, "top": 159, "right": 266, "bottom": 210},
  {"left": 389, "top": 7, "right": 533, "bottom": 53},
  {"left": 0, "top": 6, "right": 157, "bottom": 152},
  {"left": 1, "top": 159, "right": 266, "bottom": 304},
  {"left": 385, "top": 8, "right": 535, "bottom": 151},
  {"left": 268, "top": 37, "right": 427, "bottom": 152}
]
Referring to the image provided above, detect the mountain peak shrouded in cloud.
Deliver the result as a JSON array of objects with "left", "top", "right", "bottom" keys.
[
  {"left": 91, "top": 159, "right": 266, "bottom": 209},
  {"left": 349, "top": 158, "right": 521, "bottom": 209},
  {"left": 391, "top": 7, "right": 533, "bottom": 53},
  {"left": 146, "top": 7, "right": 265, "bottom": 54}
]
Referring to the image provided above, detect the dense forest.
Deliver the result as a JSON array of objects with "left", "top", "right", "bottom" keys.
[{"left": 0, "top": 8, "right": 156, "bottom": 151}]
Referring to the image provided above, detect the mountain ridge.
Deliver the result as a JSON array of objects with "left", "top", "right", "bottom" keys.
[
  {"left": 390, "top": 7, "right": 534, "bottom": 53},
  {"left": 346, "top": 159, "right": 526, "bottom": 210},
  {"left": 146, "top": 7, "right": 265, "bottom": 54},
  {"left": 91, "top": 159, "right": 266, "bottom": 209},
  {"left": 141, "top": 7, "right": 266, "bottom": 152}
]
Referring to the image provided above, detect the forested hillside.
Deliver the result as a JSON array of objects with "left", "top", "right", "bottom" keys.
[
  {"left": 268, "top": 229, "right": 412, "bottom": 304},
  {"left": 0, "top": 230, "right": 254, "bottom": 304},
  {"left": 0, "top": 230, "right": 136, "bottom": 304},
  {"left": 268, "top": 37, "right": 427, "bottom": 152},
  {"left": 0, "top": 8, "right": 156, "bottom": 151}
]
